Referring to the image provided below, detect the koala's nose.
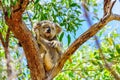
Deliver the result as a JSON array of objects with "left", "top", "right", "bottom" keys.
[{"left": 47, "top": 27, "right": 51, "bottom": 33}]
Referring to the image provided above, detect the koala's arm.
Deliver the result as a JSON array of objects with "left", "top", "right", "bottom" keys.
[
  {"left": 37, "top": 36, "right": 51, "bottom": 49},
  {"left": 37, "top": 35, "right": 63, "bottom": 53},
  {"left": 51, "top": 40, "right": 63, "bottom": 56},
  {"left": 37, "top": 36, "right": 54, "bottom": 71}
]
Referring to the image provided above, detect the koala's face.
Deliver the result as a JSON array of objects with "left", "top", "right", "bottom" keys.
[
  {"left": 34, "top": 20, "right": 61, "bottom": 40},
  {"left": 40, "top": 22, "right": 57, "bottom": 39}
]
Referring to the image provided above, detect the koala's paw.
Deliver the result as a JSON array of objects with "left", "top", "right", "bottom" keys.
[{"left": 50, "top": 40, "right": 61, "bottom": 48}]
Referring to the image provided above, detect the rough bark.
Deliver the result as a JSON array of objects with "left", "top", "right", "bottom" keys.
[
  {"left": 1, "top": 0, "right": 120, "bottom": 80},
  {"left": 5, "top": 15, "right": 45, "bottom": 80},
  {"left": 4, "top": 0, "right": 45, "bottom": 80}
]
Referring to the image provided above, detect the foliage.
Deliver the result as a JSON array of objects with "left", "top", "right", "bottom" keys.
[
  {"left": 0, "top": 0, "right": 120, "bottom": 80},
  {"left": 27, "top": 0, "right": 83, "bottom": 45},
  {"left": 55, "top": 26, "right": 120, "bottom": 80},
  {"left": 0, "top": 0, "right": 82, "bottom": 79}
]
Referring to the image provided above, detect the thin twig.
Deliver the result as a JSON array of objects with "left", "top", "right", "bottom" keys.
[
  {"left": 82, "top": 0, "right": 106, "bottom": 62},
  {"left": 5, "top": 28, "right": 10, "bottom": 48},
  {"left": 0, "top": 0, "right": 6, "bottom": 14},
  {"left": 4, "top": 28, "right": 10, "bottom": 59},
  {"left": 0, "top": 31, "right": 5, "bottom": 48}
]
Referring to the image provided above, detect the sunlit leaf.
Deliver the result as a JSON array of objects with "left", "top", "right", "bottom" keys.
[
  {"left": 107, "top": 38, "right": 113, "bottom": 45},
  {"left": 34, "top": 0, "right": 39, "bottom": 4},
  {"left": 115, "top": 44, "right": 120, "bottom": 54},
  {"left": 59, "top": 32, "right": 64, "bottom": 41},
  {"left": 67, "top": 34, "right": 71, "bottom": 46}
]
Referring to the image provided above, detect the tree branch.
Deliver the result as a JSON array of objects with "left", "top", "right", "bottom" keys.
[
  {"left": 102, "top": 1, "right": 120, "bottom": 80},
  {"left": 111, "top": 14, "right": 120, "bottom": 21},
  {"left": 4, "top": 28, "right": 15, "bottom": 80},
  {"left": 4, "top": 0, "right": 46, "bottom": 79},
  {"left": 4, "top": 28, "right": 10, "bottom": 58},
  {"left": 13, "top": 0, "right": 29, "bottom": 14},
  {"left": 105, "top": 62, "right": 120, "bottom": 80},
  {"left": 20, "top": 0, "right": 29, "bottom": 12},
  {"left": 0, "top": 27, "right": 16, "bottom": 79},
  {"left": 0, "top": 31, "right": 5, "bottom": 48},
  {"left": 103, "top": 0, "right": 116, "bottom": 20},
  {"left": 5, "top": 28, "right": 10, "bottom": 49},
  {"left": 47, "top": 0, "right": 120, "bottom": 79},
  {"left": 82, "top": 0, "right": 106, "bottom": 69}
]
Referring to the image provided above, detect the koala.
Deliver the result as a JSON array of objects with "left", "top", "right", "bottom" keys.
[{"left": 33, "top": 20, "right": 63, "bottom": 72}]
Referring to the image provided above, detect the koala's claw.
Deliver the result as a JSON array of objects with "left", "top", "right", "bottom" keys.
[
  {"left": 48, "top": 42, "right": 51, "bottom": 47},
  {"left": 50, "top": 40, "right": 60, "bottom": 48}
]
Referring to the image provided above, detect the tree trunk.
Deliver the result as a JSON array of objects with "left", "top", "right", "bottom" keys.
[{"left": 5, "top": 12, "right": 45, "bottom": 80}]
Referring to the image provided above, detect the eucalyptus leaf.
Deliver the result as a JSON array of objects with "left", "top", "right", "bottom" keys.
[
  {"left": 67, "top": 34, "right": 71, "bottom": 46},
  {"left": 59, "top": 32, "right": 64, "bottom": 41}
]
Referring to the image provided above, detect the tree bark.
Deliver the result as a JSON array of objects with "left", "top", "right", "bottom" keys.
[
  {"left": 47, "top": 13, "right": 120, "bottom": 79},
  {"left": 4, "top": 0, "right": 46, "bottom": 79},
  {"left": 5, "top": 14, "right": 45, "bottom": 80},
  {"left": 2, "top": 0, "right": 120, "bottom": 80}
]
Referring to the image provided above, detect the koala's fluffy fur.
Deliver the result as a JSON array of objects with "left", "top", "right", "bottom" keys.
[{"left": 34, "top": 20, "right": 63, "bottom": 72}]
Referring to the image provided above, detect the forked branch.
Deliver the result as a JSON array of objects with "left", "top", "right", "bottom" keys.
[{"left": 47, "top": 0, "right": 120, "bottom": 79}]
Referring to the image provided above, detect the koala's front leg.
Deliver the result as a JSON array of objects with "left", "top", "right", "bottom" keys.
[
  {"left": 50, "top": 40, "right": 63, "bottom": 55},
  {"left": 37, "top": 36, "right": 51, "bottom": 49}
]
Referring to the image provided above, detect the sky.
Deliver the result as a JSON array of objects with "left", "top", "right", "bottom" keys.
[
  {"left": 0, "top": 0, "right": 120, "bottom": 78},
  {"left": 25, "top": 0, "right": 120, "bottom": 47},
  {"left": 64, "top": 0, "right": 120, "bottom": 47},
  {"left": 20, "top": 0, "right": 120, "bottom": 76}
]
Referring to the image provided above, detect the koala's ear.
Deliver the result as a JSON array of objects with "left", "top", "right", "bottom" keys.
[
  {"left": 55, "top": 23, "right": 62, "bottom": 34},
  {"left": 33, "top": 22, "right": 42, "bottom": 31},
  {"left": 33, "top": 22, "right": 41, "bottom": 37}
]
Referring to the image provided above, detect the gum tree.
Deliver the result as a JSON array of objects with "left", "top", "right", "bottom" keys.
[{"left": 0, "top": 0, "right": 120, "bottom": 80}]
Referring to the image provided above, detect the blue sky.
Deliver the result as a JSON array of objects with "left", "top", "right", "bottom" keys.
[{"left": 62, "top": 0, "right": 120, "bottom": 47}]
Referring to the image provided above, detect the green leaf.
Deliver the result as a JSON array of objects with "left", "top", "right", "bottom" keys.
[
  {"left": 59, "top": 32, "right": 64, "bottom": 41},
  {"left": 67, "top": 34, "right": 71, "bottom": 46},
  {"left": 23, "top": 16, "right": 28, "bottom": 20},
  {"left": 34, "top": 0, "right": 39, "bottom": 4},
  {"left": 115, "top": 44, "right": 120, "bottom": 54},
  {"left": 107, "top": 38, "right": 113, "bottom": 45},
  {"left": 7, "top": 7, "right": 11, "bottom": 18},
  {"left": 0, "top": 50, "right": 4, "bottom": 57},
  {"left": 70, "top": 3, "right": 77, "bottom": 7},
  {"left": 70, "top": 2, "right": 81, "bottom": 8},
  {"left": 68, "top": 72, "right": 74, "bottom": 78},
  {"left": 66, "top": 1, "right": 69, "bottom": 8},
  {"left": 92, "top": 60, "right": 98, "bottom": 65}
]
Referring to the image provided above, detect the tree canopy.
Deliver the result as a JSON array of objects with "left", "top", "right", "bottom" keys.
[{"left": 0, "top": 0, "right": 120, "bottom": 80}]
